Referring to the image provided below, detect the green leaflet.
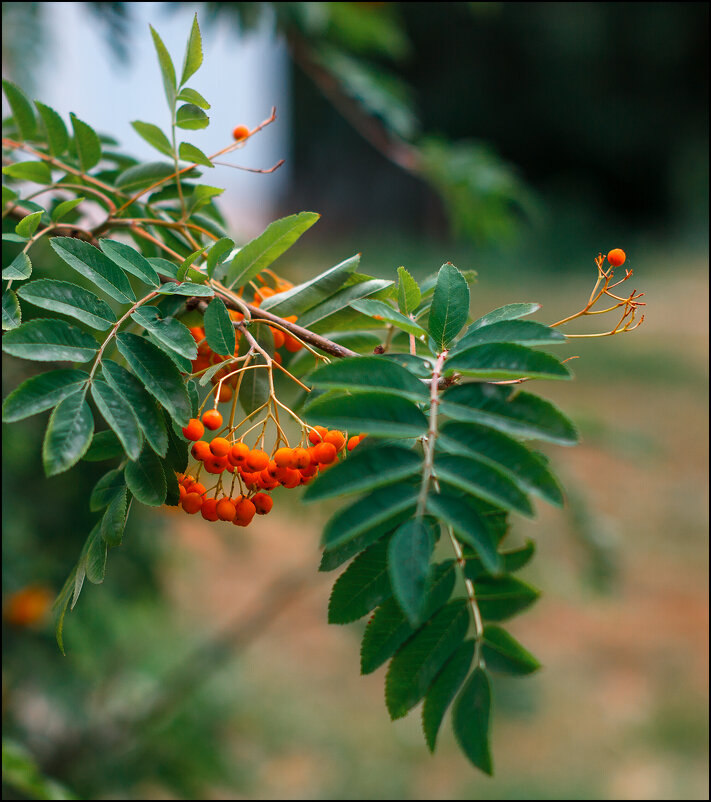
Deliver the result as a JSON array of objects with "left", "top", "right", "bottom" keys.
[
  {"left": 2, "top": 369, "right": 88, "bottom": 422},
  {"left": 125, "top": 445, "right": 167, "bottom": 507},
  {"left": 100, "top": 487, "right": 128, "bottom": 547},
  {"left": 428, "top": 263, "right": 470, "bottom": 350},
  {"left": 2, "top": 161, "right": 52, "bottom": 183},
  {"left": 2, "top": 318, "right": 98, "bottom": 362},
  {"left": 297, "top": 278, "right": 394, "bottom": 332},
  {"left": 176, "top": 87, "right": 210, "bottom": 109},
  {"left": 2, "top": 289, "right": 21, "bottom": 330},
  {"left": 18, "top": 279, "right": 116, "bottom": 330},
  {"left": 321, "top": 483, "right": 419, "bottom": 551},
  {"left": 34, "top": 100, "right": 69, "bottom": 156},
  {"left": 115, "top": 161, "right": 176, "bottom": 191},
  {"left": 328, "top": 538, "right": 393, "bottom": 625},
  {"left": 99, "top": 239, "right": 161, "bottom": 286},
  {"left": 422, "top": 639, "right": 475, "bottom": 752},
  {"left": 435, "top": 454, "right": 534, "bottom": 517},
  {"left": 90, "top": 380, "right": 143, "bottom": 461},
  {"left": 305, "top": 391, "right": 428, "bottom": 438},
  {"left": 470, "top": 575, "right": 540, "bottom": 621},
  {"left": 203, "top": 296, "right": 235, "bottom": 355},
  {"left": 453, "top": 319, "right": 566, "bottom": 351},
  {"left": 440, "top": 383, "right": 579, "bottom": 445},
  {"left": 83, "top": 430, "right": 124, "bottom": 463},
  {"left": 51, "top": 197, "right": 84, "bottom": 222},
  {"left": 179, "top": 141, "right": 213, "bottom": 168},
  {"left": 49, "top": 237, "right": 135, "bottom": 304},
  {"left": 225, "top": 212, "right": 320, "bottom": 289},
  {"left": 360, "top": 561, "right": 457, "bottom": 674},
  {"left": 150, "top": 24, "right": 177, "bottom": 107},
  {"left": 131, "top": 306, "right": 197, "bottom": 360},
  {"left": 155, "top": 281, "right": 215, "bottom": 297},
  {"left": 90, "top": 468, "right": 126, "bottom": 512},
  {"left": 481, "top": 625, "right": 540, "bottom": 675},
  {"left": 131, "top": 120, "right": 173, "bottom": 157},
  {"left": 464, "top": 540, "right": 536, "bottom": 581},
  {"left": 439, "top": 421, "right": 564, "bottom": 507},
  {"left": 70, "top": 113, "right": 102, "bottom": 172},
  {"left": 307, "top": 356, "right": 428, "bottom": 402},
  {"left": 303, "top": 444, "right": 421, "bottom": 502},
  {"left": 116, "top": 332, "right": 191, "bottom": 427},
  {"left": 2, "top": 79, "right": 36, "bottom": 139},
  {"left": 467, "top": 302, "right": 541, "bottom": 332},
  {"left": 388, "top": 518, "right": 436, "bottom": 625},
  {"left": 2, "top": 253, "right": 32, "bottom": 281},
  {"left": 452, "top": 667, "right": 493, "bottom": 775},
  {"left": 162, "top": 410, "right": 189, "bottom": 473},
  {"left": 15, "top": 210, "right": 43, "bottom": 238},
  {"left": 176, "top": 103, "right": 209, "bottom": 130},
  {"left": 42, "top": 390, "right": 94, "bottom": 477},
  {"left": 180, "top": 13, "right": 203, "bottom": 85},
  {"left": 397, "top": 266, "right": 421, "bottom": 315},
  {"left": 385, "top": 599, "right": 470, "bottom": 719},
  {"left": 444, "top": 342, "right": 572, "bottom": 381},
  {"left": 349, "top": 298, "right": 427, "bottom": 337},
  {"left": 206, "top": 237, "right": 234, "bottom": 279},
  {"left": 102, "top": 361, "right": 168, "bottom": 457}
]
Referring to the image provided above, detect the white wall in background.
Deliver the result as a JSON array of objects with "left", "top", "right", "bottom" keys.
[{"left": 30, "top": 2, "right": 291, "bottom": 236}]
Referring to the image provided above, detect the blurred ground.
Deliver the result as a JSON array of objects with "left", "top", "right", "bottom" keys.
[{"left": 136, "top": 244, "right": 708, "bottom": 800}]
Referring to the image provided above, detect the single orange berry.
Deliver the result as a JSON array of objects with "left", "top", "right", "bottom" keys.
[
  {"left": 203, "top": 456, "right": 228, "bottom": 474},
  {"left": 314, "top": 442, "right": 337, "bottom": 464},
  {"left": 293, "top": 447, "right": 311, "bottom": 470},
  {"left": 216, "top": 498, "right": 237, "bottom": 521},
  {"left": 217, "top": 384, "right": 233, "bottom": 403},
  {"left": 280, "top": 468, "right": 301, "bottom": 489},
  {"left": 273, "top": 351, "right": 282, "bottom": 365},
  {"left": 189, "top": 326, "right": 205, "bottom": 343},
  {"left": 347, "top": 435, "right": 361, "bottom": 451},
  {"left": 191, "top": 440, "right": 212, "bottom": 461},
  {"left": 3, "top": 586, "right": 53, "bottom": 627},
  {"left": 210, "top": 437, "right": 231, "bottom": 457},
  {"left": 232, "top": 125, "right": 250, "bottom": 141},
  {"left": 202, "top": 409, "right": 223, "bottom": 431},
  {"left": 300, "top": 463, "right": 318, "bottom": 478},
  {"left": 246, "top": 449, "right": 269, "bottom": 472},
  {"left": 271, "top": 328, "right": 285, "bottom": 349},
  {"left": 181, "top": 492, "right": 203, "bottom": 514},
  {"left": 284, "top": 335, "right": 303, "bottom": 353},
  {"left": 274, "top": 447, "right": 296, "bottom": 468},
  {"left": 201, "top": 498, "right": 219, "bottom": 522},
  {"left": 324, "top": 430, "right": 346, "bottom": 451},
  {"left": 253, "top": 493, "right": 273, "bottom": 515},
  {"left": 229, "top": 442, "right": 250, "bottom": 465},
  {"left": 234, "top": 496, "right": 256, "bottom": 522},
  {"left": 607, "top": 248, "right": 626, "bottom": 267},
  {"left": 182, "top": 418, "right": 204, "bottom": 441},
  {"left": 185, "top": 481, "right": 206, "bottom": 496},
  {"left": 309, "top": 426, "right": 328, "bottom": 445}
]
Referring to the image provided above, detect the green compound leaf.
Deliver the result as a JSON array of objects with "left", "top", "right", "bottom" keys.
[
  {"left": 51, "top": 197, "right": 84, "bottom": 222},
  {"left": 131, "top": 306, "right": 197, "bottom": 360},
  {"left": 179, "top": 141, "right": 213, "bottom": 168},
  {"left": 444, "top": 342, "right": 572, "bottom": 381},
  {"left": 2, "top": 369, "right": 88, "bottom": 422},
  {"left": 388, "top": 518, "right": 436, "bottom": 626},
  {"left": 226, "top": 212, "right": 320, "bottom": 289},
  {"left": 435, "top": 454, "right": 534, "bottom": 517},
  {"left": 453, "top": 319, "right": 566, "bottom": 351},
  {"left": 439, "top": 422, "right": 564, "bottom": 507},
  {"left": 428, "top": 263, "right": 470, "bottom": 350},
  {"left": 440, "top": 383, "right": 579, "bottom": 446},
  {"left": 469, "top": 575, "right": 540, "bottom": 621},
  {"left": 34, "top": 100, "right": 69, "bottom": 156},
  {"left": 42, "top": 391, "right": 94, "bottom": 476},
  {"left": 116, "top": 332, "right": 191, "bottom": 427},
  {"left": 2, "top": 161, "right": 52, "bottom": 183},
  {"left": 422, "top": 639, "right": 475, "bottom": 752},
  {"left": 180, "top": 13, "right": 203, "bottom": 85},
  {"left": 452, "top": 667, "right": 493, "bottom": 775},
  {"left": 150, "top": 24, "right": 177, "bottom": 107},
  {"left": 204, "top": 296, "right": 235, "bottom": 355},
  {"left": 467, "top": 302, "right": 541, "bottom": 332},
  {"left": 304, "top": 444, "right": 421, "bottom": 502},
  {"left": 2, "top": 289, "right": 21, "bottom": 330},
  {"left": 328, "top": 538, "right": 392, "bottom": 625},
  {"left": 102, "top": 361, "right": 168, "bottom": 457},
  {"left": 307, "top": 355, "right": 429, "bottom": 402},
  {"left": 125, "top": 445, "right": 167, "bottom": 507},
  {"left": 90, "top": 380, "right": 143, "bottom": 460},
  {"left": 130, "top": 120, "right": 173, "bottom": 157},
  {"left": 2, "top": 253, "right": 32, "bottom": 281},
  {"left": 426, "top": 490, "right": 502, "bottom": 576},
  {"left": 385, "top": 599, "right": 470, "bottom": 720},
  {"left": 18, "top": 279, "right": 116, "bottom": 330},
  {"left": 2, "top": 318, "right": 98, "bottom": 362},
  {"left": 305, "top": 391, "right": 428, "bottom": 438},
  {"left": 70, "top": 113, "right": 102, "bottom": 172},
  {"left": 83, "top": 430, "right": 124, "bottom": 464},
  {"left": 349, "top": 298, "right": 427, "bottom": 337},
  {"left": 90, "top": 468, "right": 125, "bottom": 511},
  {"left": 176, "top": 103, "right": 209, "bottom": 130},
  {"left": 397, "top": 266, "right": 421, "bottom": 315},
  {"left": 260, "top": 253, "right": 359, "bottom": 317},
  {"left": 321, "top": 483, "right": 418, "bottom": 551},
  {"left": 101, "top": 487, "right": 128, "bottom": 547},
  {"left": 49, "top": 237, "right": 135, "bottom": 304},
  {"left": 2, "top": 79, "right": 36, "bottom": 139},
  {"left": 99, "top": 239, "right": 161, "bottom": 287},
  {"left": 361, "top": 561, "right": 457, "bottom": 674},
  {"left": 15, "top": 210, "right": 43, "bottom": 238},
  {"left": 481, "top": 625, "right": 541, "bottom": 675}
]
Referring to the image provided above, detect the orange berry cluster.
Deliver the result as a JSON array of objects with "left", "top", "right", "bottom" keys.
[{"left": 177, "top": 415, "right": 366, "bottom": 527}]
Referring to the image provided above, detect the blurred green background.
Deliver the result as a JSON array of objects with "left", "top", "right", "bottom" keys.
[{"left": 2, "top": 2, "right": 708, "bottom": 799}]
